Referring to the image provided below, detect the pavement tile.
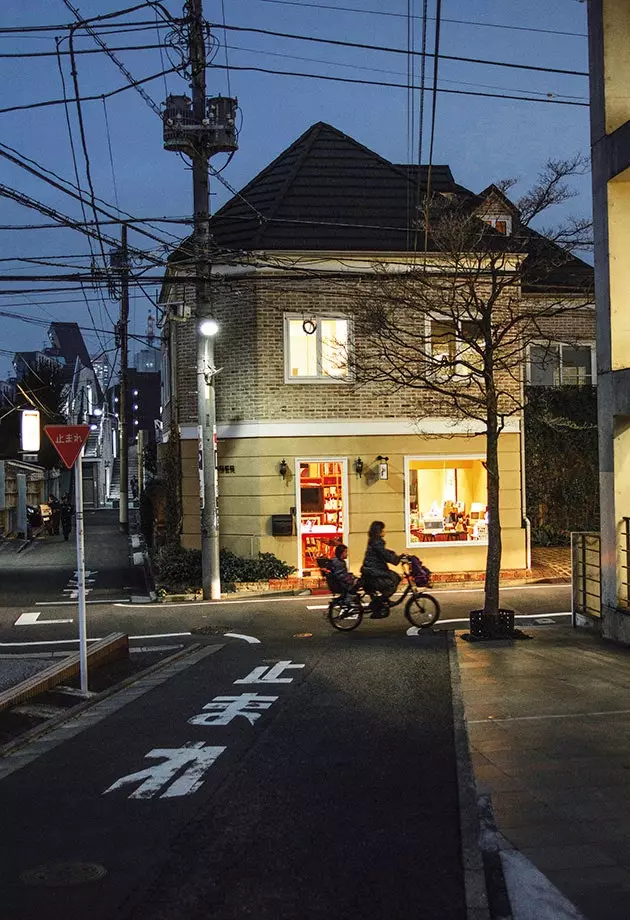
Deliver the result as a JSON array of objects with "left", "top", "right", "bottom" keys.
[{"left": 519, "top": 844, "right": 617, "bottom": 871}]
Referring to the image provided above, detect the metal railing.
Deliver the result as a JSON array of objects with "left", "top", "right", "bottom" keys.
[
  {"left": 619, "top": 518, "right": 630, "bottom": 610},
  {"left": 571, "top": 531, "right": 601, "bottom": 623}
]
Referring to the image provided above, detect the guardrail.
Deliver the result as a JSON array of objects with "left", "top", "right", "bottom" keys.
[{"left": 571, "top": 532, "right": 601, "bottom": 623}]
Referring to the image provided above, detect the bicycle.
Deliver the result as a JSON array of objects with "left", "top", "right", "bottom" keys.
[{"left": 325, "top": 556, "right": 440, "bottom": 632}]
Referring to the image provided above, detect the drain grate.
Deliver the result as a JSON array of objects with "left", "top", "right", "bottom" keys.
[{"left": 20, "top": 861, "right": 107, "bottom": 887}]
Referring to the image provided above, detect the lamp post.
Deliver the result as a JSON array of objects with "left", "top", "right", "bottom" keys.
[{"left": 198, "top": 317, "right": 221, "bottom": 599}]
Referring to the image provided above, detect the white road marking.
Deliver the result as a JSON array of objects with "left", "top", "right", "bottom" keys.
[
  {"left": 36, "top": 598, "right": 129, "bottom": 605},
  {"left": 307, "top": 605, "right": 328, "bottom": 610},
  {"left": 104, "top": 743, "right": 226, "bottom": 799},
  {"left": 468, "top": 708, "right": 630, "bottom": 725},
  {"left": 0, "top": 631, "right": 192, "bottom": 649},
  {"left": 437, "top": 612, "right": 572, "bottom": 626},
  {"left": 14, "top": 611, "right": 73, "bottom": 626},
  {"left": 224, "top": 632, "right": 261, "bottom": 644},
  {"left": 117, "top": 582, "right": 571, "bottom": 610}
]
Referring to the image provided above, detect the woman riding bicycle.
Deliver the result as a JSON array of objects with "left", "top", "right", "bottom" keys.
[{"left": 360, "top": 521, "right": 402, "bottom": 619}]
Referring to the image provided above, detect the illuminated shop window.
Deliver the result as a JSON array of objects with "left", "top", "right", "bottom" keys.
[
  {"left": 284, "top": 315, "right": 349, "bottom": 381},
  {"left": 405, "top": 457, "right": 488, "bottom": 546}
]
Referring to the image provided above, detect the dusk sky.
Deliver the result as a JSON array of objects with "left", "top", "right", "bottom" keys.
[{"left": 0, "top": 0, "right": 590, "bottom": 381}]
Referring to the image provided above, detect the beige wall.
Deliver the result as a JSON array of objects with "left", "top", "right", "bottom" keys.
[{"left": 179, "top": 430, "right": 526, "bottom": 574}]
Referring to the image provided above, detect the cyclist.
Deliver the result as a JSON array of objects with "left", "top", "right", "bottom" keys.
[{"left": 360, "top": 520, "right": 402, "bottom": 618}]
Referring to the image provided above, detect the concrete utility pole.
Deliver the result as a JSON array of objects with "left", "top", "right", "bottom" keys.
[
  {"left": 117, "top": 223, "right": 129, "bottom": 534},
  {"left": 189, "top": 0, "right": 220, "bottom": 599}
]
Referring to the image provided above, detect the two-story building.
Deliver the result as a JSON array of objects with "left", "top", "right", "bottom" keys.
[{"left": 159, "top": 122, "right": 593, "bottom": 578}]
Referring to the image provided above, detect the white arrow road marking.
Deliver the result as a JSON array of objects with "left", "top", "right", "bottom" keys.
[
  {"left": 15, "top": 612, "right": 73, "bottom": 626},
  {"left": 103, "top": 742, "right": 226, "bottom": 799},
  {"left": 223, "top": 632, "right": 261, "bottom": 644}
]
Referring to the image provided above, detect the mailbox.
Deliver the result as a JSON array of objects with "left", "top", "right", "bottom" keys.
[{"left": 271, "top": 514, "right": 293, "bottom": 536}]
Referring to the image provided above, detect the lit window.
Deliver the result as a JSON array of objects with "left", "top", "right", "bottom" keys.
[
  {"left": 483, "top": 215, "right": 512, "bottom": 235},
  {"left": 529, "top": 343, "right": 594, "bottom": 386},
  {"left": 430, "top": 319, "right": 482, "bottom": 378},
  {"left": 405, "top": 457, "right": 488, "bottom": 546},
  {"left": 284, "top": 315, "right": 349, "bottom": 382}
]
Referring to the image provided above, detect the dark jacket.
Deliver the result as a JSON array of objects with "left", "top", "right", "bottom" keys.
[{"left": 361, "top": 537, "right": 401, "bottom": 596}]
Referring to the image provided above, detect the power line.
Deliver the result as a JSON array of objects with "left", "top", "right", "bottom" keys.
[
  {"left": 0, "top": 64, "right": 180, "bottom": 116},
  {"left": 211, "top": 22, "right": 589, "bottom": 77},
  {"left": 205, "top": 62, "right": 588, "bottom": 106},
  {"left": 63, "top": 0, "right": 165, "bottom": 118},
  {"left": 224, "top": 42, "right": 588, "bottom": 101},
  {"left": 232, "top": 0, "right": 587, "bottom": 39}
]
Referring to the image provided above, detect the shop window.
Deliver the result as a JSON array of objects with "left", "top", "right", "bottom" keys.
[
  {"left": 405, "top": 457, "right": 488, "bottom": 546},
  {"left": 298, "top": 460, "right": 344, "bottom": 570},
  {"left": 284, "top": 315, "right": 349, "bottom": 381},
  {"left": 529, "top": 343, "right": 594, "bottom": 386}
]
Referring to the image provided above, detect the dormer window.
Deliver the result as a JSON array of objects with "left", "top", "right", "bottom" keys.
[{"left": 484, "top": 216, "right": 511, "bottom": 235}]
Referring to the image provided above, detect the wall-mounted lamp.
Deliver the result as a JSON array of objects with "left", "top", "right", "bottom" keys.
[
  {"left": 376, "top": 455, "right": 389, "bottom": 481},
  {"left": 279, "top": 458, "right": 289, "bottom": 479},
  {"left": 354, "top": 457, "right": 364, "bottom": 478}
]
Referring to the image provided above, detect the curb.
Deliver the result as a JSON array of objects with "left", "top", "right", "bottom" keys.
[
  {"left": 448, "top": 631, "right": 503, "bottom": 920},
  {"left": 0, "top": 642, "right": 210, "bottom": 762}
]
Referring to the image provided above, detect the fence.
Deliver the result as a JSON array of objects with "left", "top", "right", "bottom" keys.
[{"left": 571, "top": 531, "right": 601, "bottom": 623}]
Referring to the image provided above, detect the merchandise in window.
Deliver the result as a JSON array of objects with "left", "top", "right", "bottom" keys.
[
  {"left": 529, "top": 343, "right": 593, "bottom": 386},
  {"left": 285, "top": 316, "right": 349, "bottom": 380},
  {"left": 406, "top": 458, "right": 488, "bottom": 545}
]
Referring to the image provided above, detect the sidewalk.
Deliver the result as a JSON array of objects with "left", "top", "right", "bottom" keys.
[
  {"left": 456, "top": 625, "right": 630, "bottom": 920},
  {"left": 0, "top": 508, "right": 148, "bottom": 605}
]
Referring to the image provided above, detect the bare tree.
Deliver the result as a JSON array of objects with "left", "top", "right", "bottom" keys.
[{"left": 350, "top": 158, "right": 593, "bottom": 637}]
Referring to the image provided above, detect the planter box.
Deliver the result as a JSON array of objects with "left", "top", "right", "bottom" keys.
[{"left": 469, "top": 608, "right": 515, "bottom": 638}]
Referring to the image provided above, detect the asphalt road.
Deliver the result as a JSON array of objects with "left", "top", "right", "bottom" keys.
[
  {"left": 0, "top": 630, "right": 468, "bottom": 920},
  {"left": 0, "top": 582, "right": 573, "bottom": 655}
]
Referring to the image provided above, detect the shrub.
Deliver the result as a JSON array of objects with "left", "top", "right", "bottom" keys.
[
  {"left": 531, "top": 524, "right": 571, "bottom": 547},
  {"left": 153, "top": 543, "right": 201, "bottom": 591},
  {"left": 153, "top": 544, "right": 295, "bottom": 593}
]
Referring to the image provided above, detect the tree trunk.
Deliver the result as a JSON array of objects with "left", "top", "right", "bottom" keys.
[{"left": 484, "top": 418, "right": 502, "bottom": 620}]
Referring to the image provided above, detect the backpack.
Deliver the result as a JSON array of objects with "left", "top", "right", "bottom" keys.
[{"left": 408, "top": 555, "right": 432, "bottom": 587}]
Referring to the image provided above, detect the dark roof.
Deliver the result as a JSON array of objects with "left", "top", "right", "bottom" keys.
[
  {"left": 205, "top": 122, "right": 452, "bottom": 251},
  {"left": 168, "top": 121, "right": 592, "bottom": 292}
]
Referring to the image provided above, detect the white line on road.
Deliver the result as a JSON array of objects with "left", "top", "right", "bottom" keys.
[
  {"left": 307, "top": 605, "right": 328, "bottom": 610},
  {"left": 0, "top": 631, "right": 193, "bottom": 649},
  {"left": 14, "top": 612, "right": 74, "bottom": 626},
  {"left": 437, "top": 612, "right": 572, "bottom": 625},
  {"left": 468, "top": 708, "right": 630, "bottom": 724},
  {"left": 224, "top": 633, "right": 261, "bottom": 644},
  {"left": 36, "top": 599, "right": 129, "bottom": 605},
  {"left": 118, "top": 582, "right": 571, "bottom": 611}
]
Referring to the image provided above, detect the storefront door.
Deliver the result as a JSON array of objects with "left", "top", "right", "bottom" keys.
[{"left": 296, "top": 458, "right": 347, "bottom": 574}]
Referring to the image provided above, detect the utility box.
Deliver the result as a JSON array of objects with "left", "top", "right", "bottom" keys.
[
  {"left": 163, "top": 94, "right": 238, "bottom": 159},
  {"left": 271, "top": 514, "right": 293, "bottom": 537}
]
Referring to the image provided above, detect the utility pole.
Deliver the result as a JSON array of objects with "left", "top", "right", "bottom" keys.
[
  {"left": 163, "top": 1, "right": 237, "bottom": 599},
  {"left": 189, "top": 0, "right": 220, "bottom": 599},
  {"left": 117, "top": 223, "right": 129, "bottom": 534}
]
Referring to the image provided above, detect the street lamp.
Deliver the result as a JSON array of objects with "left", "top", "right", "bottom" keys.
[{"left": 198, "top": 316, "right": 221, "bottom": 600}]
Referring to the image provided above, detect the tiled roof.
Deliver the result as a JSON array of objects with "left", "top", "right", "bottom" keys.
[
  {"left": 206, "top": 122, "right": 456, "bottom": 251},
  {"left": 167, "top": 121, "right": 592, "bottom": 292}
]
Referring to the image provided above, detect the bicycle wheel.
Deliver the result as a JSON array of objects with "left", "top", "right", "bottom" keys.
[
  {"left": 405, "top": 592, "right": 440, "bottom": 628},
  {"left": 328, "top": 598, "right": 363, "bottom": 631}
]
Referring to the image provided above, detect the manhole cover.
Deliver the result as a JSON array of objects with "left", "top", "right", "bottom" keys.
[{"left": 20, "top": 861, "right": 107, "bottom": 887}]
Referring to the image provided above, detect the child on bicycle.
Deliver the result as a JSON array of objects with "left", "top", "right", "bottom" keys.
[{"left": 319, "top": 544, "right": 359, "bottom": 603}]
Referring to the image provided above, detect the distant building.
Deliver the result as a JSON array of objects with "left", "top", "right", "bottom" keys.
[{"left": 134, "top": 312, "right": 160, "bottom": 373}]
